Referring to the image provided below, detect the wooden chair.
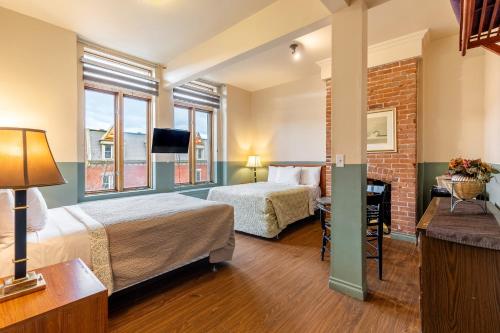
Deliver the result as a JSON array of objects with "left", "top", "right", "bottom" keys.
[
  {"left": 317, "top": 192, "right": 385, "bottom": 281},
  {"left": 367, "top": 190, "right": 384, "bottom": 280},
  {"left": 316, "top": 197, "right": 331, "bottom": 261}
]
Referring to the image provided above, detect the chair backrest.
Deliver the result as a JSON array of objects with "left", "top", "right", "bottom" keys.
[{"left": 367, "top": 193, "right": 383, "bottom": 205}]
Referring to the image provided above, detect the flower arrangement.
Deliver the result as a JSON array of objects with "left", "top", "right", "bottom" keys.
[{"left": 448, "top": 157, "right": 499, "bottom": 183}]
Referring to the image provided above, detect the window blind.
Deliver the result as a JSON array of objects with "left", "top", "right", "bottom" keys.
[
  {"left": 81, "top": 51, "right": 159, "bottom": 96},
  {"left": 173, "top": 81, "right": 220, "bottom": 108}
]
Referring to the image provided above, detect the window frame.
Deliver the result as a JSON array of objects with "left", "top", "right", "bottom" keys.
[
  {"left": 84, "top": 82, "right": 152, "bottom": 194},
  {"left": 173, "top": 101, "right": 215, "bottom": 185}
]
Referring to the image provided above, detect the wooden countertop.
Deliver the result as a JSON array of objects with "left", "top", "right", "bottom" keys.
[
  {"left": 417, "top": 197, "right": 441, "bottom": 232},
  {"left": 417, "top": 197, "right": 500, "bottom": 251}
]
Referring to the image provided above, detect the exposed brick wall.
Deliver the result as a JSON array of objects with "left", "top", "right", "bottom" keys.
[{"left": 325, "top": 58, "right": 418, "bottom": 235}]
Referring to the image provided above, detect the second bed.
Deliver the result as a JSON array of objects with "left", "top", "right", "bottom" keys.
[{"left": 208, "top": 164, "right": 325, "bottom": 238}]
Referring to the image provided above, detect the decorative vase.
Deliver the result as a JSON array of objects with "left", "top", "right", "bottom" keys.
[{"left": 444, "top": 175, "right": 485, "bottom": 200}]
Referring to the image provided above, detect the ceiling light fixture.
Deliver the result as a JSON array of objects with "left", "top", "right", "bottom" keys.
[{"left": 290, "top": 42, "right": 301, "bottom": 61}]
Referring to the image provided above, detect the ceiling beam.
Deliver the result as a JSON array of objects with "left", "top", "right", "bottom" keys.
[
  {"left": 320, "top": 0, "right": 351, "bottom": 13},
  {"left": 365, "top": 0, "right": 392, "bottom": 8},
  {"left": 165, "top": 0, "right": 334, "bottom": 86}
]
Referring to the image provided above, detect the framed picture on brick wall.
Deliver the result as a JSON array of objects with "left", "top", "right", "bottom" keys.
[{"left": 367, "top": 107, "right": 397, "bottom": 153}]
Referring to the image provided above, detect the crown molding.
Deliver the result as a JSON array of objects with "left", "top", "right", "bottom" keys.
[{"left": 317, "top": 29, "right": 429, "bottom": 80}]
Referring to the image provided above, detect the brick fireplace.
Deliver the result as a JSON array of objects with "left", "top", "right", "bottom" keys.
[{"left": 326, "top": 58, "right": 418, "bottom": 236}]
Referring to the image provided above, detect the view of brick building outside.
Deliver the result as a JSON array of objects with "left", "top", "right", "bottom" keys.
[
  {"left": 86, "top": 129, "right": 209, "bottom": 191},
  {"left": 174, "top": 132, "right": 210, "bottom": 184}
]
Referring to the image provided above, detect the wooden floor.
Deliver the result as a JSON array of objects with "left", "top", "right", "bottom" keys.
[{"left": 108, "top": 220, "right": 420, "bottom": 333}]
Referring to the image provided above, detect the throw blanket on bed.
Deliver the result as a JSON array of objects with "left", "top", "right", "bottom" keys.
[
  {"left": 207, "top": 182, "right": 311, "bottom": 238},
  {"left": 65, "top": 193, "right": 235, "bottom": 293}
]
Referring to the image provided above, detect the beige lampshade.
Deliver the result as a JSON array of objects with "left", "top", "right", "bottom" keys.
[
  {"left": 0, "top": 128, "right": 66, "bottom": 189},
  {"left": 246, "top": 155, "right": 262, "bottom": 168}
]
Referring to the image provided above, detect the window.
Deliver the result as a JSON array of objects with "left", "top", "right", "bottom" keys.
[
  {"left": 173, "top": 80, "right": 219, "bottom": 185},
  {"left": 83, "top": 47, "right": 155, "bottom": 194},
  {"left": 102, "top": 174, "right": 114, "bottom": 189},
  {"left": 172, "top": 106, "right": 214, "bottom": 184},
  {"left": 102, "top": 144, "right": 113, "bottom": 160}
]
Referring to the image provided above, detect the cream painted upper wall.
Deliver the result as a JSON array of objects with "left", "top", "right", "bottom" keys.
[
  {"left": 225, "top": 85, "right": 253, "bottom": 161},
  {"left": 483, "top": 52, "right": 500, "bottom": 165},
  {"left": 0, "top": 7, "right": 77, "bottom": 162},
  {"left": 422, "top": 34, "right": 485, "bottom": 162},
  {"left": 252, "top": 74, "right": 326, "bottom": 162}
]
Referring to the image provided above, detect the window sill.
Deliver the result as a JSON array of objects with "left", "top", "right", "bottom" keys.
[
  {"left": 173, "top": 182, "right": 218, "bottom": 193},
  {"left": 81, "top": 188, "right": 155, "bottom": 202}
]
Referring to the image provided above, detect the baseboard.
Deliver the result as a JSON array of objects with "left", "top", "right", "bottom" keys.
[
  {"left": 329, "top": 276, "right": 367, "bottom": 301},
  {"left": 391, "top": 231, "right": 417, "bottom": 244}
]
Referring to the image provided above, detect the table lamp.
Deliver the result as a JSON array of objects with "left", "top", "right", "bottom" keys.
[
  {"left": 0, "top": 128, "right": 65, "bottom": 302},
  {"left": 246, "top": 155, "right": 262, "bottom": 183}
]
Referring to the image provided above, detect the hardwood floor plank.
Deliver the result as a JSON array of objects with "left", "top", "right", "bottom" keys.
[{"left": 109, "top": 220, "right": 420, "bottom": 333}]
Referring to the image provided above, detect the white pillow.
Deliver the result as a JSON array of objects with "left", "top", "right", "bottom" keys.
[
  {"left": 268, "top": 166, "right": 292, "bottom": 183},
  {"left": 27, "top": 188, "right": 48, "bottom": 232},
  {"left": 268, "top": 166, "right": 279, "bottom": 182},
  {"left": 277, "top": 167, "right": 302, "bottom": 185},
  {"left": 0, "top": 190, "right": 15, "bottom": 241},
  {"left": 300, "top": 167, "right": 322, "bottom": 186}
]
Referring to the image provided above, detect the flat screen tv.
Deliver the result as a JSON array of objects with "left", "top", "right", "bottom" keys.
[{"left": 151, "top": 128, "right": 190, "bottom": 154}]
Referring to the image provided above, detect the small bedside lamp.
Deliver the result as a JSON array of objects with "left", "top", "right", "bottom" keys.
[
  {"left": 0, "top": 128, "right": 65, "bottom": 302},
  {"left": 246, "top": 155, "right": 262, "bottom": 183}
]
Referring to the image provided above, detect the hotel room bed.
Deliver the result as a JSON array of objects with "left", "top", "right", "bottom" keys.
[
  {"left": 0, "top": 193, "right": 235, "bottom": 294},
  {"left": 207, "top": 165, "right": 325, "bottom": 238}
]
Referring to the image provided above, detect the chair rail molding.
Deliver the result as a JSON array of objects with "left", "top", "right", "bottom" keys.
[{"left": 317, "top": 29, "right": 429, "bottom": 80}]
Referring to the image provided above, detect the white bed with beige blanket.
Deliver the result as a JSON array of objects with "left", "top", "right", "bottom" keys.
[
  {"left": 207, "top": 165, "right": 325, "bottom": 238},
  {"left": 0, "top": 193, "right": 235, "bottom": 294}
]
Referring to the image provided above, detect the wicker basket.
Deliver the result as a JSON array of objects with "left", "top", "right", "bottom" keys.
[{"left": 444, "top": 175, "right": 485, "bottom": 200}]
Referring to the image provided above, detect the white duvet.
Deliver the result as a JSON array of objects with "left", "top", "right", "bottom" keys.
[{"left": 0, "top": 207, "right": 91, "bottom": 278}]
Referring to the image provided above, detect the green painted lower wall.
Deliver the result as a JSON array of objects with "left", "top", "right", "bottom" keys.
[
  {"left": 39, "top": 161, "right": 247, "bottom": 208},
  {"left": 330, "top": 164, "right": 367, "bottom": 300},
  {"left": 40, "top": 161, "right": 325, "bottom": 208},
  {"left": 39, "top": 162, "right": 79, "bottom": 209},
  {"left": 417, "top": 162, "right": 448, "bottom": 218}
]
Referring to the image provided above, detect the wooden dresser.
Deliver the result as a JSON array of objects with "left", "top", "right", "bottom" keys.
[
  {"left": 417, "top": 198, "right": 500, "bottom": 333},
  {"left": 0, "top": 259, "right": 107, "bottom": 333}
]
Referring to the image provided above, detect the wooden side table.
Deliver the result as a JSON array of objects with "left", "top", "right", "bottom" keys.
[{"left": 0, "top": 259, "right": 108, "bottom": 333}]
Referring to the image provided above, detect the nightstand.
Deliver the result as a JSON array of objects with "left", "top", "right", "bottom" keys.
[{"left": 0, "top": 259, "right": 108, "bottom": 333}]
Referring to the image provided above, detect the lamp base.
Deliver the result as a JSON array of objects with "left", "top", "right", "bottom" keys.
[{"left": 0, "top": 271, "right": 46, "bottom": 303}]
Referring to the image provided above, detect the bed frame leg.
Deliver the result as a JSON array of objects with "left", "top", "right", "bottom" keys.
[
  {"left": 275, "top": 235, "right": 280, "bottom": 240},
  {"left": 212, "top": 264, "right": 218, "bottom": 272}
]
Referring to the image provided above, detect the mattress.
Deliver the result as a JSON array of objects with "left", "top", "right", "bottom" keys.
[{"left": 0, "top": 207, "right": 90, "bottom": 278}]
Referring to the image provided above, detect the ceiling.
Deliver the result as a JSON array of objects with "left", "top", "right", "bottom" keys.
[
  {"left": 0, "top": 0, "right": 277, "bottom": 63},
  {"left": 205, "top": 0, "right": 460, "bottom": 92},
  {"left": 0, "top": 0, "right": 460, "bottom": 91},
  {"left": 204, "top": 26, "right": 330, "bottom": 92}
]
